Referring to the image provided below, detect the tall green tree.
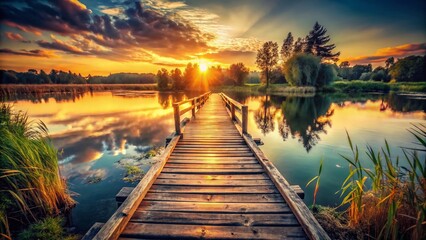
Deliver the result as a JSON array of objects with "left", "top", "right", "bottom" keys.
[
  {"left": 305, "top": 22, "right": 340, "bottom": 62},
  {"left": 256, "top": 41, "right": 279, "bottom": 88},
  {"left": 389, "top": 55, "right": 425, "bottom": 82},
  {"left": 229, "top": 63, "right": 249, "bottom": 86},
  {"left": 156, "top": 68, "right": 169, "bottom": 90},
  {"left": 280, "top": 32, "right": 294, "bottom": 62}
]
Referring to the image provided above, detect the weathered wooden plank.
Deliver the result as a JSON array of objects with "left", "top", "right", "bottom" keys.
[
  {"left": 139, "top": 201, "right": 291, "bottom": 213},
  {"left": 161, "top": 167, "right": 264, "bottom": 174},
  {"left": 149, "top": 185, "right": 278, "bottom": 194},
  {"left": 115, "top": 187, "right": 134, "bottom": 204},
  {"left": 82, "top": 222, "right": 104, "bottom": 240},
  {"left": 92, "top": 134, "right": 181, "bottom": 240},
  {"left": 120, "top": 223, "right": 306, "bottom": 239},
  {"left": 144, "top": 193, "right": 284, "bottom": 203},
  {"left": 130, "top": 211, "right": 299, "bottom": 226},
  {"left": 242, "top": 133, "right": 330, "bottom": 240},
  {"left": 164, "top": 163, "right": 262, "bottom": 169},
  {"left": 154, "top": 179, "right": 272, "bottom": 186},
  {"left": 167, "top": 159, "right": 258, "bottom": 164},
  {"left": 157, "top": 173, "right": 269, "bottom": 180}
]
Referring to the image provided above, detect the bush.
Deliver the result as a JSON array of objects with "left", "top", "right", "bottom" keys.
[
  {"left": 283, "top": 53, "right": 321, "bottom": 86},
  {"left": 389, "top": 55, "right": 425, "bottom": 82},
  {"left": 18, "top": 217, "right": 76, "bottom": 240},
  {"left": 0, "top": 105, "right": 74, "bottom": 238},
  {"left": 359, "top": 72, "right": 372, "bottom": 80},
  {"left": 317, "top": 63, "right": 337, "bottom": 87},
  {"left": 333, "top": 80, "right": 390, "bottom": 93}
]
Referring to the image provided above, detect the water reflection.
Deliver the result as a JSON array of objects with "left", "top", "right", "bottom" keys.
[
  {"left": 6, "top": 90, "right": 196, "bottom": 232},
  {"left": 254, "top": 95, "right": 277, "bottom": 135},
  {"left": 280, "top": 96, "right": 333, "bottom": 152}
]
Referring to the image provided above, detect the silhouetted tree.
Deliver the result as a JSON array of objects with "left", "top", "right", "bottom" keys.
[
  {"left": 183, "top": 63, "right": 199, "bottom": 90},
  {"left": 280, "top": 32, "right": 294, "bottom": 62},
  {"left": 385, "top": 57, "right": 395, "bottom": 69},
  {"left": 256, "top": 41, "right": 279, "bottom": 88},
  {"left": 207, "top": 65, "right": 225, "bottom": 86},
  {"left": 305, "top": 22, "right": 340, "bottom": 62},
  {"left": 339, "top": 61, "right": 350, "bottom": 68},
  {"left": 229, "top": 63, "right": 249, "bottom": 86},
  {"left": 157, "top": 68, "right": 169, "bottom": 90},
  {"left": 171, "top": 68, "right": 184, "bottom": 90},
  {"left": 39, "top": 70, "right": 52, "bottom": 84},
  {"left": 293, "top": 37, "right": 305, "bottom": 54}
]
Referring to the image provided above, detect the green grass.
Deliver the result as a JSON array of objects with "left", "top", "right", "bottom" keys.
[
  {"left": 0, "top": 104, "right": 74, "bottom": 238},
  {"left": 331, "top": 80, "right": 426, "bottom": 93},
  {"left": 17, "top": 217, "right": 77, "bottom": 240}
]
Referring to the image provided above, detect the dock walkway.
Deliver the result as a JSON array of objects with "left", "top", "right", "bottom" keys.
[{"left": 90, "top": 93, "right": 329, "bottom": 240}]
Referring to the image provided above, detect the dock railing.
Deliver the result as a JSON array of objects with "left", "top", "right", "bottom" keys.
[
  {"left": 173, "top": 92, "right": 210, "bottom": 135},
  {"left": 219, "top": 93, "right": 248, "bottom": 134}
]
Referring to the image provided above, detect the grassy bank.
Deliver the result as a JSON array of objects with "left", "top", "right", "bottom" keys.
[
  {"left": 309, "top": 125, "right": 425, "bottom": 240},
  {"left": 215, "top": 84, "right": 316, "bottom": 96},
  {"left": 331, "top": 80, "right": 426, "bottom": 93},
  {"left": 0, "top": 84, "right": 157, "bottom": 99},
  {"left": 0, "top": 104, "right": 75, "bottom": 239}
]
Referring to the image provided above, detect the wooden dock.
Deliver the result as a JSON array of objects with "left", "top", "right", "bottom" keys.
[{"left": 89, "top": 93, "right": 329, "bottom": 240}]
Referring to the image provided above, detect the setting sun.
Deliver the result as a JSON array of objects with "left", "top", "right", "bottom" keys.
[{"left": 199, "top": 63, "right": 208, "bottom": 72}]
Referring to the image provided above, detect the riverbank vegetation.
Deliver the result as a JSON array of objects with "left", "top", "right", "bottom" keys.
[
  {"left": 0, "top": 104, "right": 74, "bottom": 239},
  {"left": 310, "top": 125, "right": 425, "bottom": 239}
]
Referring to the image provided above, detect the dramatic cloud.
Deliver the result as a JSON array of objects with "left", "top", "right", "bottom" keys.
[
  {"left": 36, "top": 37, "right": 87, "bottom": 55},
  {"left": 4, "top": 32, "right": 23, "bottom": 41},
  {"left": 344, "top": 43, "right": 426, "bottom": 65},
  {"left": 0, "top": 48, "right": 55, "bottom": 58},
  {"left": 0, "top": 0, "right": 215, "bottom": 60}
]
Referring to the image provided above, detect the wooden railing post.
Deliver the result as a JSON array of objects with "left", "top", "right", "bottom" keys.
[
  {"left": 173, "top": 103, "right": 181, "bottom": 135},
  {"left": 231, "top": 104, "right": 236, "bottom": 120},
  {"left": 191, "top": 99, "right": 196, "bottom": 118},
  {"left": 242, "top": 105, "right": 248, "bottom": 134}
]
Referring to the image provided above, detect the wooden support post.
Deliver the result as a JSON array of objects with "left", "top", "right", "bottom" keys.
[
  {"left": 191, "top": 99, "right": 196, "bottom": 118},
  {"left": 173, "top": 103, "right": 181, "bottom": 135},
  {"left": 242, "top": 105, "right": 248, "bottom": 134},
  {"left": 231, "top": 104, "right": 236, "bottom": 121}
]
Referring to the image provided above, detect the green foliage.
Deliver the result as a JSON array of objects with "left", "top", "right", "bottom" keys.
[
  {"left": 0, "top": 104, "right": 74, "bottom": 238},
  {"left": 316, "top": 63, "right": 337, "bottom": 87},
  {"left": 305, "top": 22, "right": 340, "bottom": 62},
  {"left": 156, "top": 68, "right": 169, "bottom": 90},
  {"left": 256, "top": 41, "right": 279, "bottom": 87},
  {"left": 229, "top": 63, "right": 249, "bottom": 86},
  {"left": 280, "top": 32, "right": 294, "bottom": 61},
  {"left": 18, "top": 217, "right": 76, "bottom": 240},
  {"left": 337, "top": 126, "right": 426, "bottom": 239},
  {"left": 389, "top": 55, "right": 425, "bottom": 82},
  {"left": 359, "top": 72, "right": 372, "bottom": 80},
  {"left": 89, "top": 72, "right": 155, "bottom": 84},
  {"left": 283, "top": 53, "right": 321, "bottom": 86},
  {"left": 306, "top": 159, "right": 324, "bottom": 207},
  {"left": 333, "top": 80, "right": 390, "bottom": 93}
]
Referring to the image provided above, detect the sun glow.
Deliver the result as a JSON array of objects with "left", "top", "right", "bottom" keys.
[{"left": 199, "top": 62, "right": 208, "bottom": 72}]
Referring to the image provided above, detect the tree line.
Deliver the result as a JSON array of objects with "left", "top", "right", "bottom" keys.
[
  {"left": 255, "top": 22, "right": 340, "bottom": 88},
  {"left": 338, "top": 55, "right": 425, "bottom": 82},
  {"left": 0, "top": 69, "right": 156, "bottom": 84},
  {"left": 156, "top": 62, "right": 252, "bottom": 91}
]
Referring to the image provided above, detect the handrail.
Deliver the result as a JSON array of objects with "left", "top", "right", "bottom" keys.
[
  {"left": 219, "top": 93, "right": 248, "bottom": 134},
  {"left": 173, "top": 92, "right": 211, "bottom": 135}
]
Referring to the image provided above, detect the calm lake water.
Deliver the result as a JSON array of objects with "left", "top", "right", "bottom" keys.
[{"left": 5, "top": 90, "right": 425, "bottom": 233}]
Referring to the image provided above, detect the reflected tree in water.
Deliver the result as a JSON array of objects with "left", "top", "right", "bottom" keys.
[
  {"left": 254, "top": 95, "right": 278, "bottom": 135},
  {"left": 279, "top": 96, "right": 334, "bottom": 152}
]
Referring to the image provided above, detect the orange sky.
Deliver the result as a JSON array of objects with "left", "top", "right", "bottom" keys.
[{"left": 0, "top": 0, "right": 425, "bottom": 75}]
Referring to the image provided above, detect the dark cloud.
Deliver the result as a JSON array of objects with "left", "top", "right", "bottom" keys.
[
  {"left": 36, "top": 39, "right": 87, "bottom": 55},
  {"left": 0, "top": 48, "right": 54, "bottom": 57},
  {"left": 0, "top": 0, "right": 214, "bottom": 60}
]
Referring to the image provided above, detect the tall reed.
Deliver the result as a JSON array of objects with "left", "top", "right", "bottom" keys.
[
  {"left": 0, "top": 104, "right": 74, "bottom": 239},
  {"left": 339, "top": 125, "right": 425, "bottom": 239}
]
